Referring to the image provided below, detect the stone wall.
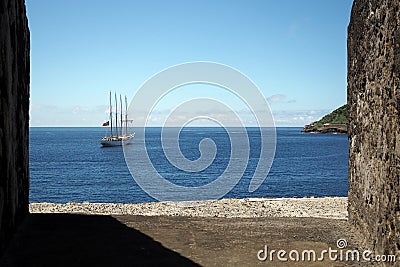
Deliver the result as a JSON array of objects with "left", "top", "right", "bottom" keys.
[
  {"left": 347, "top": 0, "right": 400, "bottom": 259},
  {"left": 0, "top": 0, "right": 30, "bottom": 255}
]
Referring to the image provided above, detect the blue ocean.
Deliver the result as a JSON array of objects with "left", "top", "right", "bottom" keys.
[{"left": 29, "top": 127, "right": 349, "bottom": 203}]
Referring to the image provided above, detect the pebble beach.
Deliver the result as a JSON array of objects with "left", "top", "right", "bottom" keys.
[{"left": 30, "top": 197, "right": 348, "bottom": 219}]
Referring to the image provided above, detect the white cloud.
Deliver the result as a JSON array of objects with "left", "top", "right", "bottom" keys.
[
  {"left": 29, "top": 100, "right": 331, "bottom": 128},
  {"left": 267, "top": 94, "right": 287, "bottom": 103},
  {"left": 30, "top": 103, "right": 109, "bottom": 126},
  {"left": 272, "top": 109, "right": 330, "bottom": 126},
  {"left": 266, "top": 94, "right": 296, "bottom": 104}
]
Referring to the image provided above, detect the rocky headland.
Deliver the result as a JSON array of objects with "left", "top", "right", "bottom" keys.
[{"left": 302, "top": 104, "right": 348, "bottom": 134}]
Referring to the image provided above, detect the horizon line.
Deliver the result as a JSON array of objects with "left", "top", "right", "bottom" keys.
[{"left": 28, "top": 125, "right": 304, "bottom": 128}]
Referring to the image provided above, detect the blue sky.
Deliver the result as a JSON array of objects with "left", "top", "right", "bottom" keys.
[{"left": 26, "top": 0, "right": 354, "bottom": 127}]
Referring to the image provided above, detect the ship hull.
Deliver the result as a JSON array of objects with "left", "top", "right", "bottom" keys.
[{"left": 100, "top": 134, "right": 135, "bottom": 147}]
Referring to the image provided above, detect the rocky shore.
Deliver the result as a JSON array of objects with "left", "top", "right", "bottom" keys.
[
  {"left": 301, "top": 123, "right": 347, "bottom": 134},
  {"left": 30, "top": 197, "right": 348, "bottom": 219}
]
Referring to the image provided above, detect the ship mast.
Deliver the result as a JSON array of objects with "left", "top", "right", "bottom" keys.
[
  {"left": 125, "top": 96, "right": 128, "bottom": 135},
  {"left": 109, "top": 91, "right": 113, "bottom": 137},
  {"left": 120, "top": 94, "right": 123, "bottom": 136},
  {"left": 115, "top": 92, "right": 119, "bottom": 138}
]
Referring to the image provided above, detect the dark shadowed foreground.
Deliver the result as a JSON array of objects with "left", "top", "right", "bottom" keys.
[{"left": 0, "top": 214, "right": 374, "bottom": 267}]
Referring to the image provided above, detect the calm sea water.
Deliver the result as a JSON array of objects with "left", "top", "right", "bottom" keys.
[{"left": 29, "top": 127, "right": 349, "bottom": 203}]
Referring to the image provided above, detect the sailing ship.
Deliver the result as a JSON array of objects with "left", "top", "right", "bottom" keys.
[{"left": 101, "top": 92, "right": 135, "bottom": 147}]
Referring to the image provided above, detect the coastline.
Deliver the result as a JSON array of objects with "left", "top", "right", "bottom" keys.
[{"left": 30, "top": 196, "right": 348, "bottom": 220}]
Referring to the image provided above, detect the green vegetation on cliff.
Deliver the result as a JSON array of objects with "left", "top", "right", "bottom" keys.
[{"left": 314, "top": 104, "right": 348, "bottom": 126}]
